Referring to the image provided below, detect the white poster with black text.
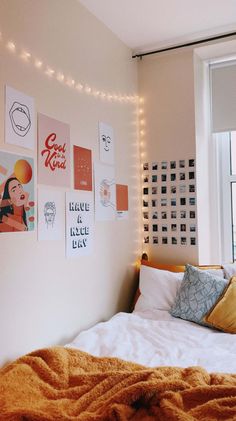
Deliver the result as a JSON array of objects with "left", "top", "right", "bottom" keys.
[{"left": 66, "top": 191, "right": 94, "bottom": 257}]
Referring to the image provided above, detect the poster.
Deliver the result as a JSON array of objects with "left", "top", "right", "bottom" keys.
[
  {"left": 5, "top": 85, "right": 35, "bottom": 150},
  {"left": 74, "top": 145, "right": 92, "bottom": 191},
  {"left": 38, "top": 113, "right": 70, "bottom": 187},
  {"left": 99, "top": 122, "right": 115, "bottom": 165},
  {"left": 38, "top": 188, "right": 64, "bottom": 241},
  {"left": 94, "top": 163, "right": 116, "bottom": 221},
  {"left": 116, "top": 184, "right": 129, "bottom": 219},
  {"left": 66, "top": 191, "right": 94, "bottom": 257},
  {"left": 0, "top": 151, "right": 34, "bottom": 232}
]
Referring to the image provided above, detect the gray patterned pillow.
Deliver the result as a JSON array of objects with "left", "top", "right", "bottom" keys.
[{"left": 170, "top": 264, "right": 228, "bottom": 325}]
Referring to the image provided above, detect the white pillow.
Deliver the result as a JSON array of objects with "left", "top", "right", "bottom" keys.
[
  {"left": 134, "top": 265, "right": 184, "bottom": 312},
  {"left": 223, "top": 263, "right": 236, "bottom": 280}
]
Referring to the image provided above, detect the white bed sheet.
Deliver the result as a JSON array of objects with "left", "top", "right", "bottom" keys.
[{"left": 66, "top": 310, "right": 236, "bottom": 373}]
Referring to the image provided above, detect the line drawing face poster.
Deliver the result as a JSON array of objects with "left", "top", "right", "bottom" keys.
[
  {"left": 5, "top": 85, "right": 35, "bottom": 150},
  {"left": 99, "top": 122, "right": 115, "bottom": 165},
  {"left": 38, "top": 188, "right": 64, "bottom": 241},
  {"left": 66, "top": 191, "right": 94, "bottom": 257},
  {"left": 74, "top": 145, "right": 92, "bottom": 191},
  {"left": 38, "top": 113, "right": 70, "bottom": 187},
  {"left": 94, "top": 163, "right": 116, "bottom": 221},
  {"left": 116, "top": 184, "right": 129, "bottom": 219},
  {"left": 0, "top": 150, "right": 34, "bottom": 232}
]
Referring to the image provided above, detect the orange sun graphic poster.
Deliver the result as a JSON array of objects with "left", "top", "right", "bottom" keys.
[
  {"left": 73, "top": 145, "right": 92, "bottom": 191},
  {"left": 0, "top": 150, "right": 34, "bottom": 232}
]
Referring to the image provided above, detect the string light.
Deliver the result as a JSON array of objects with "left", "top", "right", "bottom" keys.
[
  {"left": 35, "top": 59, "right": 43, "bottom": 69},
  {"left": 2, "top": 32, "right": 138, "bottom": 104},
  {"left": 21, "top": 51, "right": 31, "bottom": 61},
  {"left": 7, "top": 41, "right": 16, "bottom": 52},
  {"left": 45, "top": 67, "right": 55, "bottom": 77}
]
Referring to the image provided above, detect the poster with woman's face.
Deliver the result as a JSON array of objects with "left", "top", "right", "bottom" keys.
[{"left": 0, "top": 151, "right": 34, "bottom": 232}]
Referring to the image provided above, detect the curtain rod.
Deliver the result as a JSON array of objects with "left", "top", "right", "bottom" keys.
[{"left": 132, "top": 31, "right": 236, "bottom": 59}]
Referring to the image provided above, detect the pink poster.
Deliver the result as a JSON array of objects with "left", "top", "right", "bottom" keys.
[{"left": 38, "top": 113, "right": 70, "bottom": 187}]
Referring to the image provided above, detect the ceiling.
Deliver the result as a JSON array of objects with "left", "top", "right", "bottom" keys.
[{"left": 79, "top": 0, "right": 236, "bottom": 54}]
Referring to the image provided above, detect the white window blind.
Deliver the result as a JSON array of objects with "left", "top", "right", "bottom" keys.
[{"left": 211, "top": 62, "right": 236, "bottom": 133}]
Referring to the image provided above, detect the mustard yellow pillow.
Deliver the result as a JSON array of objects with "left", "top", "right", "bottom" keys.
[{"left": 203, "top": 277, "right": 236, "bottom": 333}]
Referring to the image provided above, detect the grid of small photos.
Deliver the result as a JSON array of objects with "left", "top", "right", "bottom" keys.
[{"left": 142, "top": 158, "right": 197, "bottom": 246}]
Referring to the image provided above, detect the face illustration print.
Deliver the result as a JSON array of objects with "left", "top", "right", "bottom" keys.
[
  {"left": 102, "top": 134, "right": 111, "bottom": 152},
  {"left": 9, "top": 101, "right": 31, "bottom": 137},
  {"left": 44, "top": 201, "right": 56, "bottom": 228}
]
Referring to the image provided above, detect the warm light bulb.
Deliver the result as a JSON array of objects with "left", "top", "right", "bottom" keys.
[
  {"left": 76, "top": 83, "right": 83, "bottom": 91},
  {"left": 35, "top": 59, "right": 43, "bottom": 68},
  {"left": 7, "top": 41, "right": 16, "bottom": 52},
  {"left": 57, "top": 72, "right": 64, "bottom": 82},
  {"left": 45, "top": 67, "right": 55, "bottom": 76},
  {"left": 21, "top": 51, "right": 31, "bottom": 61}
]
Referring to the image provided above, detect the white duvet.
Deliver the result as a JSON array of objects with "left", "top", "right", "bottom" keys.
[{"left": 66, "top": 309, "right": 236, "bottom": 373}]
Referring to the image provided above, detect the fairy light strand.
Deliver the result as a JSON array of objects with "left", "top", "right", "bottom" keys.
[{"left": 2, "top": 33, "right": 139, "bottom": 104}]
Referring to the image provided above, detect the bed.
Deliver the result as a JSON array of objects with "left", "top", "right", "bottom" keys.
[{"left": 1, "top": 260, "right": 236, "bottom": 420}]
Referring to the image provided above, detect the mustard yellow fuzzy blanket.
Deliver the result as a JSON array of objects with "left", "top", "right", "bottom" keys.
[{"left": 0, "top": 346, "right": 236, "bottom": 420}]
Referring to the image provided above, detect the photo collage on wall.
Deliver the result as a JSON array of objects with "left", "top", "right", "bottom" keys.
[{"left": 142, "top": 159, "right": 197, "bottom": 246}]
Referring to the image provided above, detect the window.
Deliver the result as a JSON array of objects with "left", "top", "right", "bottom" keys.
[{"left": 216, "top": 131, "right": 236, "bottom": 262}]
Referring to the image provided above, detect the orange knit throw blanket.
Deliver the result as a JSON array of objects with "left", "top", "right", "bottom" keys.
[{"left": 0, "top": 346, "right": 236, "bottom": 420}]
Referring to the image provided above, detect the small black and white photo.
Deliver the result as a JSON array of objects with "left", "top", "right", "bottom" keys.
[
  {"left": 171, "top": 211, "right": 177, "bottom": 219},
  {"left": 181, "top": 237, "right": 187, "bottom": 246},
  {"left": 152, "top": 162, "right": 158, "bottom": 171},
  {"left": 172, "top": 237, "right": 177, "bottom": 245},
  {"left": 179, "top": 185, "right": 186, "bottom": 194},
  {"left": 190, "top": 224, "right": 196, "bottom": 232},
  {"left": 180, "top": 224, "right": 186, "bottom": 232},
  {"left": 153, "top": 224, "right": 158, "bottom": 232},
  {"left": 143, "top": 162, "right": 149, "bottom": 171},
  {"left": 143, "top": 200, "right": 148, "bottom": 207},
  {"left": 161, "top": 174, "right": 167, "bottom": 182},
  {"left": 161, "top": 186, "right": 167, "bottom": 194},
  {"left": 144, "top": 236, "right": 149, "bottom": 244},
  {"left": 152, "top": 211, "right": 158, "bottom": 219},
  {"left": 143, "top": 175, "right": 149, "bottom": 183},
  {"left": 190, "top": 210, "right": 195, "bottom": 218},
  {"left": 152, "top": 199, "right": 157, "bottom": 207},
  {"left": 171, "top": 224, "right": 177, "bottom": 231},
  {"left": 161, "top": 211, "right": 167, "bottom": 219},
  {"left": 161, "top": 198, "right": 167, "bottom": 206},
  {"left": 189, "top": 172, "right": 195, "bottom": 180},
  {"left": 171, "top": 186, "right": 176, "bottom": 194},
  {"left": 143, "top": 187, "right": 149, "bottom": 195},
  {"left": 143, "top": 212, "right": 149, "bottom": 220},
  {"left": 190, "top": 237, "right": 196, "bottom": 245},
  {"left": 180, "top": 197, "right": 186, "bottom": 206},
  {"left": 162, "top": 237, "right": 168, "bottom": 244},
  {"left": 170, "top": 161, "right": 176, "bottom": 169},
  {"left": 189, "top": 159, "right": 195, "bottom": 167},
  {"left": 170, "top": 173, "right": 176, "bottom": 181},
  {"left": 153, "top": 236, "right": 158, "bottom": 244},
  {"left": 161, "top": 161, "right": 167, "bottom": 170},
  {"left": 180, "top": 210, "right": 186, "bottom": 219},
  {"left": 179, "top": 172, "right": 185, "bottom": 181},
  {"left": 179, "top": 160, "right": 185, "bottom": 168},
  {"left": 171, "top": 198, "right": 176, "bottom": 206},
  {"left": 152, "top": 186, "right": 157, "bottom": 195},
  {"left": 189, "top": 184, "right": 195, "bottom": 193},
  {"left": 162, "top": 224, "right": 168, "bottom": 232},
  {"left": 152, "top": 175, "right": 157, "bottom": 183},
  {"left": 189, "top": 197, "right": 195, "bottom": 206},
  {"left": 144, "top": 224, "right": 149, "bottom": 232}
]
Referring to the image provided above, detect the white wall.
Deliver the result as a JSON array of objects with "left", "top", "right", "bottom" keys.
[
  {"left": 0, "top": 0, "right": 140, "bottom": 366},
  {"left": 138, "top": 50, "right": 199, "bottom": 264}
]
